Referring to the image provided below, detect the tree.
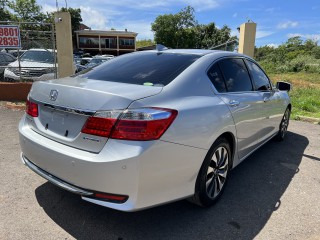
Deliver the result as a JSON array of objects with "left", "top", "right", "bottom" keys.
[
  {"left": 151, "top": 6, "right": 236, "bottom": 49},
  {"left": 151, "top": 6, "right": 197, "bottom": 48},
  {"left": 8, "top": 0, "right": 43, "bottom": 22},
  {"left": 0, "top": 0, "right": 13, "bottom": 21},
  {"left": 194, "top": 23, "right": 236, "bottom": 49},
  {"left": 136, "top": 39, "right": 155, "bottom": 48}
]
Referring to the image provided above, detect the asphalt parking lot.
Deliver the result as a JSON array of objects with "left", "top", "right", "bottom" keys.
[{"left": 0, "top": 105, "right": 319, "bottom": 240}]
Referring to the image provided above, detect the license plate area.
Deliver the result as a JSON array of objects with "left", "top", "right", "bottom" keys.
[{"left": 38, "top": 105, "right": 88, "bottom": 139}]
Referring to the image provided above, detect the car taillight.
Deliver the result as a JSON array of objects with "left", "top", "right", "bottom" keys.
[
  {"left": 81, "top": 108, "right": 178, "bottom": 140},
  {"left": 26, "top": 100, "right": 38, "bottom": 117}
]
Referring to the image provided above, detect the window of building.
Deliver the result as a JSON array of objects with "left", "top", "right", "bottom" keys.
[
  {"left": 119, "top": 38, "right": 135, "bottom": 46},
  {"left": 101, "top": 38, "right": 117, "bottom": 49},
  {"left": 79, "top": 37, "right": 99, "bottom": 48}
]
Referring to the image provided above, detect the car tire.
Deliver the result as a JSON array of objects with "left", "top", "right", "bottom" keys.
[
  {"left": 277, "top": 107, "right": 290, "bottom": 141},
  {"left": 189, "top": 137, "right": 231, "bottom": 207}
]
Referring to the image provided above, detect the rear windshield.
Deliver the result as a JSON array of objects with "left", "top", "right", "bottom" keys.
[{"left": 80, "top": 52, "right": 200, "bottom": 86}]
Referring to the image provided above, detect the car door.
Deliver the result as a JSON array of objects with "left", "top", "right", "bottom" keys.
[
  {"left": 244, "top": 59, "right": 283, "bottom": 142},
  {"left": 207, "top": 58, "right": 265, "bottom": 160}
]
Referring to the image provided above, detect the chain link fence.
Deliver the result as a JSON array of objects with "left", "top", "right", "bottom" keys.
[{"left": 0, "top": 21, "right": 57, "bottom": 82}]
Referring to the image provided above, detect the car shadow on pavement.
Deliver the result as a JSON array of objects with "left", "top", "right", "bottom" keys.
[{"left": 35, "top": 131, "right": 308, "bottom": 240}]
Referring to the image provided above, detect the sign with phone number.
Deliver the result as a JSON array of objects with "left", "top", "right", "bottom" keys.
[{"left": 0, "top": 25, "right": 21, "bottom": 48}]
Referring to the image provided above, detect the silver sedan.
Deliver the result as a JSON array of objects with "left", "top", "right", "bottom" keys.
[{"left": 19, "top": 48, "right": 291, "bottom": 211}]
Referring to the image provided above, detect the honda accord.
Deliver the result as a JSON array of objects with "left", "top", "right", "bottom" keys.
[{"left": 19, "top": 47, "right": 291, "bottom": 211}]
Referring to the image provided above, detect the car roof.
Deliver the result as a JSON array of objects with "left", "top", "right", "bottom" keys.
[
  {"left": 135, "top": 49, "right": 251, "bottom": 60},
  {"left": 28, "top": 48, "right": 55, "bottom": 52}
]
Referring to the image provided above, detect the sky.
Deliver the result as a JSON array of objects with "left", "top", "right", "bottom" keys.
[{"left": 38, "top": 0, "right": 320, "bottom": 47}]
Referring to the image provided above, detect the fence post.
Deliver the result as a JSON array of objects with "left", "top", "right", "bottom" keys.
[
  {"left": 54, "top": 11, "right": 74, "bottom": 78},
  {"left": 238, "top": 22, "right": 256, "bottom": 58}
]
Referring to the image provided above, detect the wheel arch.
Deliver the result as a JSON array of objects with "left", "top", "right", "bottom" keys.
[
  {"left": 190, "top": 131, "right": 236, "bottom": 206},
  {"left": 218, "top": 132, "right": 236, "bottom": 169},
  {"left": 203, "top": 131, "right": 236, "bottom": 171}
]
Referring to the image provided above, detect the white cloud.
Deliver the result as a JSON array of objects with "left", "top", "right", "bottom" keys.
[
  {"left": 303, "top": 34, "right": 320, "bottom": 41},
  {"left": 287, "top": 33, "right": 301, "bottom": 38},
  {"left": 256, "top": 30, "right": 274, "bottom": 39},
  {"left": 265, "top": 8, "right": 275, "bottom": 13},
  {"left": 80, "top": 6, "right": 108, "bottom": 30},
  {"left": 287, "top": 33, "right": 320, "bottom": 41},
  {"left": 267, "top": 43, "right": 279, "bottom": 48},
  {"left": 277, "top": 21, "right": 298, "bottom": 29},
  {"left": 114, "top": 21, "right": 154, "bottom": 40},
  {"left": 42, "top": 4, "right": 57, "bottom": 13}
]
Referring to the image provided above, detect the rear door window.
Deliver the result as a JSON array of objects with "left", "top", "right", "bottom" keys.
[
  {"left": 245, "top": 59, "right": 271, "bottom": 91},
  {"left": 81, "top": 52, "right": 200, "bottom": 86},
  {"left": 207, "top": 63, "right": 227, "bottom": 92},
  {"left": 218, "top": 58, "right": 253, "bottom": 92}
]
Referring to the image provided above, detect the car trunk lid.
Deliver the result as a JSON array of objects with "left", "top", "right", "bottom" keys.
[{"left": 27, "top": 77, "right": 163, "bottom": 152}]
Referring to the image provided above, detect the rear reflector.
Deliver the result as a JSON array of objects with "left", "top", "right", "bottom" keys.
[
  {"left": 81, "top": 108, "right": 178, "bottom": 140},
  {"left": 93, "top": 192, "right": 128, "bottom": 203},
  {"left": 26, "top": 100, "right": 38, "bottom": 117}
]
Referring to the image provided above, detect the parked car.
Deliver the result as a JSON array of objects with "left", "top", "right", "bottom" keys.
[
  {"left": 8, "top": 49, "right": 27, "bottom": 58},
  {"left": 19, "top": 48, "right": 291, "bottom": 212},
  {"left": 0, "top": 52, "right": 16, "bottom": 81},
  {"left": 77, "top": 56, "right": 114, "bottom": 72},
  {"left": 4, "top": 49, "right": 57, "bottom": 82},
  {"left": 86, "top": 56, "right": 113, "bottom": 68},
  {"left": 74, "top": 57, "right": 93, "bottom": 73},
  {"left": 80, "top": 57, "right": 92, "bottom": 66}
]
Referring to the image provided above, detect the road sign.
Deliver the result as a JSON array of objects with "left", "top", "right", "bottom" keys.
[{"left": 0, "top": 25, "right": 21, "bottom": 48}]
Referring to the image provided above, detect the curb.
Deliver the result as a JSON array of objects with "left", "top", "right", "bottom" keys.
[{"left": 296, "top": 115, "right": 320, "bottom": 125}]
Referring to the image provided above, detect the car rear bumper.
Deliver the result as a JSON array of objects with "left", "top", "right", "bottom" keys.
[
  {"left": 19, "top": 114, "right": 207, "bottom": 211},
  {"left": 21, "top": 155, "right": 94, "bottom": 196}
]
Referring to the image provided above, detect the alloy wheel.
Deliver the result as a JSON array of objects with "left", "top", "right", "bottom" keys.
[
  {"left": 206, "top": 146, "right": 229, "bottom": 199},
  {"left": 280, "top": 109, "right": 290, "bottom": 139}
]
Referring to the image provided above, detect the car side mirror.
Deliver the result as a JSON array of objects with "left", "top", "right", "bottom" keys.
[{"left": 276, "top": 81, "right": 291, "bottom": 92}]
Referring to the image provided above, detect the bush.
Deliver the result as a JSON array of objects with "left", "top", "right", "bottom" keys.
[{"left": 288, "top": 55, "right": 320, "bottom": 73}]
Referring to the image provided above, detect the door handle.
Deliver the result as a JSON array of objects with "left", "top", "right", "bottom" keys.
[{"left": 228, "top": 100, "right": 240, "bottom": 107}]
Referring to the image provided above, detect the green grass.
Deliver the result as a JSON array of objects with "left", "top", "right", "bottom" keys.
[{"left": 269, "top": 72, "right": 320, "bottom": 119}]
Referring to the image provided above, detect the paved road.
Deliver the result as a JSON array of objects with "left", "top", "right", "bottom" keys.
[{"left": 0, "top": 105, "right": 319, "bottom": 240}]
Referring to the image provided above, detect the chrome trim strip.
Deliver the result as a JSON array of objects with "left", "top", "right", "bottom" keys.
[
  {"left": 29, "top": 98, "right": 95, "bottom": 116},
  {"left": 22, "top": 154, "right": 93, "bottom": 196}
]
